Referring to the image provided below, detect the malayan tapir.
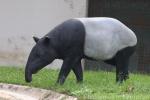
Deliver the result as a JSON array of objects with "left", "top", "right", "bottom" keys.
[{"left": 25, "top": 17, "right": 137, "bottom": 85}]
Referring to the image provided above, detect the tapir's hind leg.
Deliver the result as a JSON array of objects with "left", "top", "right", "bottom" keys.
[
  {"left": 116, "top": 54, "right": 130, "bottom": 83},
  {"left": 116, "top": 46, "right": 136, "bottom": 83}
]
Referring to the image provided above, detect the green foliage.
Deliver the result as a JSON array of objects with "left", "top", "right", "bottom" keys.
[{"left": 0, "top": 66, "right": 150, "bottom": 100}]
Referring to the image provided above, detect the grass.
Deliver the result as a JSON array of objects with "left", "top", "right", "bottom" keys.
[{"left": 0, "top": 66, "right": 150, "bottom": 100}]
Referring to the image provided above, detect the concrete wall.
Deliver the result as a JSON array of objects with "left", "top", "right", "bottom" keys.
[{"left": 0, "top": 0, "right": 87, "bottom": 68}]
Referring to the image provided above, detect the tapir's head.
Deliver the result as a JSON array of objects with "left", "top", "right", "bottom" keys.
[{"left": 25, "top": 36, "right": 57, "bottom": 82}]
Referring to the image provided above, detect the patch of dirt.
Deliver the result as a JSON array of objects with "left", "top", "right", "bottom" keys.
[{"left": 0, "top": 83, "right": 77, "bottom": 100}]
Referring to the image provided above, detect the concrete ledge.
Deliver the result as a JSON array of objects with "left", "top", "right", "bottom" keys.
[{"left": 0, "top": 83, "right": 77, "bottom": 100}]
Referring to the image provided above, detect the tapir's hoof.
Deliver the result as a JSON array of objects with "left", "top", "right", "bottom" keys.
[
  {"left": 56, "top": 79, "right": 65, "bottom": 85},
  {"left": 116, "top": 80, "right": 123, "bottom": 85},
  {"left": 77, "top": 80, "right": 83, "bottom": 84},
  {"left": 124, "top": 75, "right": 129, "bottom": 81}
]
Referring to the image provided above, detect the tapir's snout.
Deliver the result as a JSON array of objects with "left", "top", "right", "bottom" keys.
[
  {"left": 25, "top": 58, "right": 51, "bottom": 83},
  {"left": 24, "top": 35, "right": 57, "bottom": 83},
  {"left": 25, "top": 75, "right": 32, "bottom": 83},
  {"left": 25, "top": 62, "right": 33, "bottom": 83},
  {"left": 25, "top": 69, "right": 32, "bottom": 83}
]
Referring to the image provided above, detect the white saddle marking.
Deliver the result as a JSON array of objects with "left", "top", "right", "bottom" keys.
[{"left": 75, "top": 17, "right": 137, "bottom": 60}]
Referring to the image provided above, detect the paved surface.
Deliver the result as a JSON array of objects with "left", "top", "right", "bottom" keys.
[
  {"left": 0, "top": 83, "right": 77, "bottom": 100},
  {"left": 0, "top": 90, "right": 36, "bottom": 100}
]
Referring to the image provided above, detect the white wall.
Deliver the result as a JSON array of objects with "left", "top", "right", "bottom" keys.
[{"left": 0, "top": 0, "right": 87, "bottom": 68}]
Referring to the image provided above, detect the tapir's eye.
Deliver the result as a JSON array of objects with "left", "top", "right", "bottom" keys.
[
  {"left": 35, "top": 48, "right": 42, "bottom": 57},
  {"left": 37, "top": 48, "right": 45, "bottom": 57},
  {"left": 35, "top": 51, "right": 40, "bottom": 58},
  {"left": 39, "top": 51, "right": 44, "bottom": 57}
]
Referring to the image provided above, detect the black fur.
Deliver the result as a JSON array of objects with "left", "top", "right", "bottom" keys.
[
  {"left": 25, "top": 19, "right": 86, "bottom": 84},
  {"left": 46, "top": 19, "right": 86, "bottom": 84},
  {"left": 46, "top": 19, "right": 85, "bottom": 59}
]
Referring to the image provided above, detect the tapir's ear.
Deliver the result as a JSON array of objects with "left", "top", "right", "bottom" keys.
[
  {"left": 44, "top": 36, "right": 50, "bottom": 43},
  {"left": 33, "top": 36, "right": 39, "bottom": 43}
]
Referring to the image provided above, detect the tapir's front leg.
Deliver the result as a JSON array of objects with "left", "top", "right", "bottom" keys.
[
  {"left": 72, "top": 61, "right": 83, "bottom": 83},
  {"left": 57, "top": 58, "right": 72, "bottom": 85},
  {"left": 57, "top": 57, "right": 83, "bottom": 85}
]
